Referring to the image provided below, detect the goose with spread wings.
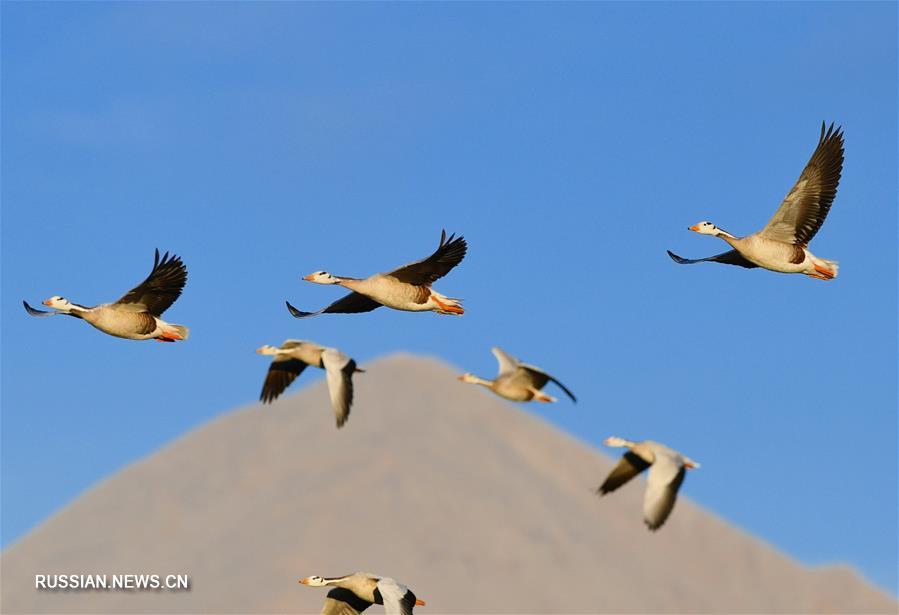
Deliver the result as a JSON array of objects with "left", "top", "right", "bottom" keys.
[
  {"left": 23, "top": 249, "right": 189, "bottom": 341},
  {"left": 256, "top": 340, "right": 363, "bottom": 428},
  {"left": 597, "top": 436, "right": 699, "bottom": 531},
  {"left": 287, "top": 230, "right": 466, "bottom": 318},
  {"left": 668, "top": 122, "right": 844, "bottom": 279},
  {"left": 458, "top": 347, "right": 577, "bottom": 403},
  {"left": 300, "top": 573, "right": 425, "bottom": 615}
]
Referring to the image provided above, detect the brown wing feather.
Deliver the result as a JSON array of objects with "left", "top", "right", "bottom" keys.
[
  {"left": 388, "top": 229, "right": 467, "bottom": 286},
  {"left": 115, "top": 249, "right": 188, "bottom": 316},
  {"left": 260, "top": 359, "right": 308, "bottom": 403},
  {"left": 597, "top": 452, "right": 651, "bottom": 495},
  {"left": 761, "top": 123, "right": 844, "bottom": 246}
]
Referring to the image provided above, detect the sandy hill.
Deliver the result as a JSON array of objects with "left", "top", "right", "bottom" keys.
[{"left": 1, "top": 355, "right": 895, "bottom": 614}]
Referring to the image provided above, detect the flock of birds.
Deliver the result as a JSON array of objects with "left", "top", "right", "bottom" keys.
[{"left": 23, "top": 122, "right": 844, "bottom": 615}]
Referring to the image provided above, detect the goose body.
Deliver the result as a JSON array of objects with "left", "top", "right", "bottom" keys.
[
  {"left": 597, "top": 436, "right": 699, "bottom": 531},
  {"left": 458, "top": 347, "right": 577, "bottom": 404},
  {"left": 668, "top": 122, "right": 844, "bottom": 280},
  {"left": 300, "top": 573, "right": 424, "bottom": 615},
  {"left": 23, "top": 249, "right": 189, "bottom": 342},
  {"left": 287, "top": 230, "right": 466, "bottom": 318},
  {"left": 256, "top": 340, "right": 363, "bottom": 428}
]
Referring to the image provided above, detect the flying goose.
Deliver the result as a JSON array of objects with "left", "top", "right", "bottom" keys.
[
  {"left": 23, "top": 249, "right": 189, "bottom": 342},
  {"left": 256, "top": 341, "right": 363, "bottom": 428},
  {"left": 300, "top": 573, "right": 425, "bottom": 615},
  {"left": 668, "top": 122, "right": 844, "bottom": 279},
  {"left": 597, "top": 436, "right": 699, "bottom": 531},
  {"left": 458, "top": 347, "right": 577, "bottom": 403},
  {"left": 286, "top": 230, "right": 466, "bottom": 318}
]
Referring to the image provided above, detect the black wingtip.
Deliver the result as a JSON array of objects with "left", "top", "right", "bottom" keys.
[
  {"left": 285, "top": 301, "right": 315, "bottom": 319},
  {"left": 23, "top": 300, "right": 54, "bottom": 317},
  {"left": 667, "top": 249, "right": 688, "bottom": 264}
]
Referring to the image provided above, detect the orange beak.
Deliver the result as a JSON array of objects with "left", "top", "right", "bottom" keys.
[
  {"left": 42, "top": 299, "right": 52, "bottom": 306},
  {"left": 415, "top": 599, "right": 426, "bottom": 606},
  {"left": 298, "top": 578, "right": 309, "bottom": 585},
  {"left": 303, "top": 274, "right": 315, "bottom": 281},
  {"left": 689, "top": 224, "right": 701, "bottom": 232}
]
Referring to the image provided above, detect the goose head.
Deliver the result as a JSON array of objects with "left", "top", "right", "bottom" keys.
[
  {"left": 688, "top": 221, "right": 719, "bottom": 235},
  {"left": 602, "top": 436, "right": 633, "bottom": 449},
  {"left": 42, "top": 296, "right": 74, "bottom": 312},
  {"left": 256, "top": 345, "right": 279, "bottom": 356},
  {"left": 298, "top": 576, "right": 328, "bottom": 586},
  {"left": 303, "top": 271, "right": 340, "bottom": 284}
]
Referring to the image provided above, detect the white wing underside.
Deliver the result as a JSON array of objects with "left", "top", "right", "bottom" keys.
[
  {"left": 322, "top": 348, "right": 353, "bottom": 425},
  {"left": 491, "top": 347, "right": 521, "bottom": 377},
  {"left": 376, "top": 578, "right": 413, "bottom": 615},
  {"left": 643, "top": 452, "right": 685, "bottom": 529}
]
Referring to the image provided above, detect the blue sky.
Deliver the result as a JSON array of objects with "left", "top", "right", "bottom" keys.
[{"left": 2, "top": 1, "right": 896, "bottom": 594}]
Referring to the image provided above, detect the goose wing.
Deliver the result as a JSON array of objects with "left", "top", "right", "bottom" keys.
[
  {"left": 517, "top": 363, "right": 577, "bottom": 403},
  {"left": 666, "top": 249, "right": 758, "bottom": 269},
  {"left": 643, "top": 452, "right": 687, "bottom": 531},
  {"left": 321, "top": 348, "right": 358, "bottom": 428},
  {"left": 376, "top": 578, "right": 418, "bottom": 615},
  {"left": 260, "top": 357, "right": 308, "bottom": 404},
  {"left": 597, "top": 452, "right": 651, "bottom": 495},
  {"left": 286, "top": 292, "right": 382, "bottom": 319},
  {"left": 114, "top": 249, "right": 187, "bottom": 315},
  {"left": 320, "top": 587, "right": 371, "bottom": 615},
  {"left": 490, "top": 347, "right": 521, "bottom": 377},
  {"left": 760, "top": 122, "right": 844, "bottom": 246},
  {"left": 23, "top": 300, "right": 68, "bottom": 317},
  {"left": 387, "top": 229, "right": 467, "bottom": 286}
]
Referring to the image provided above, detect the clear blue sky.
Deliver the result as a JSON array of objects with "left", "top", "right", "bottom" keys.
[{"left": 2, "top": 1, "right": 896, "bottom": 595}]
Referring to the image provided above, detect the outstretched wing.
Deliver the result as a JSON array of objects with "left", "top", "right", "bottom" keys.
[
  {"left": 23, "top": 301, "right": 66, "bottom": 317},
  {"left": 286, "top": 293, "right": 382, "bottom": 319},
  {"left": 597, "top": 452, "right": 651, "bottom": 495},
  {"left": 114, "top": 249, "right": 188, "bottom": 316},
  {"left": 376, "top": 578, "right": 418, "bottom": 615},
  {"left": 321, "top": 348, "right": 358, "bottom": 428},
  {"left": 260, "top": 358, "right": 308, "bottom": 404},
  {"left": 761, "top": 122, "right": 844, "bottom": 246},
  {"left": 643, "top": 453, "right": 687, "bottom": 531},
  {"left": 490, "top": 347, "right": 521, "bottom": 377},
  {"left": 388, "top": 229, "right": 467, "bottom": 286},
  {"left": 666, "top": 249, "right": 758, "bottom": 269},
  {"left": 518, "top": 364, "right": 577, "bottom": 403},
  {"left": 320, "top": 587, "right": 371, "bottom": 615}
]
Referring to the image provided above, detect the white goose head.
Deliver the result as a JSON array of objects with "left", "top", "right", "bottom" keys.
[
  {"left": 42, "top": 296, "right": 74, "bottom": 312},
  {"left": 302, "top": 271, "right": 340, "bottom": 284},
  {"left": 688, "top": 221, "right": 720, "bottom": 235},
  {"left": 298, "top": 576, "right": 328, "bottom": 586}
]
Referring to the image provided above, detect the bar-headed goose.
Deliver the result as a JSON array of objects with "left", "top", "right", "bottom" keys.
[
  {"left": 458, "top": 347, "right": 576, "bottom": 403},
  {"left": 300, "top": 573, "right": 425, "bottom": 615},
  {"left": 597, "top": 436, "right": 699, "bottom": 531},
  {"left": 668, "top": 122, "right": 844, "bottom": 279},
  {"left": 23, "top": 249, "right": 189, "bottom": 342},
  {"left": 286, "top": 230, "right": 466, "bottom": 318},
  {"left": 256, "top": 340, "right": 363, "bottom": 428}
]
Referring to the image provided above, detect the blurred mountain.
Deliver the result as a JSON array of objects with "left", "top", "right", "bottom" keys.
[{"left": 2, "top": 354, "right": 895, "bottom": 614}]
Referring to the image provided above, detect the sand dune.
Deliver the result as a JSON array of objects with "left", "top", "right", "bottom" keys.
[{"left": 1, "top": 355, "right": 895, "bottom": 614}]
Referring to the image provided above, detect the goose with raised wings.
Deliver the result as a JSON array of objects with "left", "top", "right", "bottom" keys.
[
  {"left": 300, "top": 573, "right": 425, "bottom": 615},
  {"left": 668, "top": 122, "right": 844, "bottom": 279},
  {"left": 458, "top": 347, "right": 576, "bottom": 403},
  {"left": 256, "top": 340, "right": 363, "bottom": 428},
  {"left": 287, "top": 230, "right": 466, "bottom": 318},
  {"left": 597, "top": 436, "right": 699, "bottom": 531},
  {"left": 23, "top": 249, "right": 189, "bottom": 341}
]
